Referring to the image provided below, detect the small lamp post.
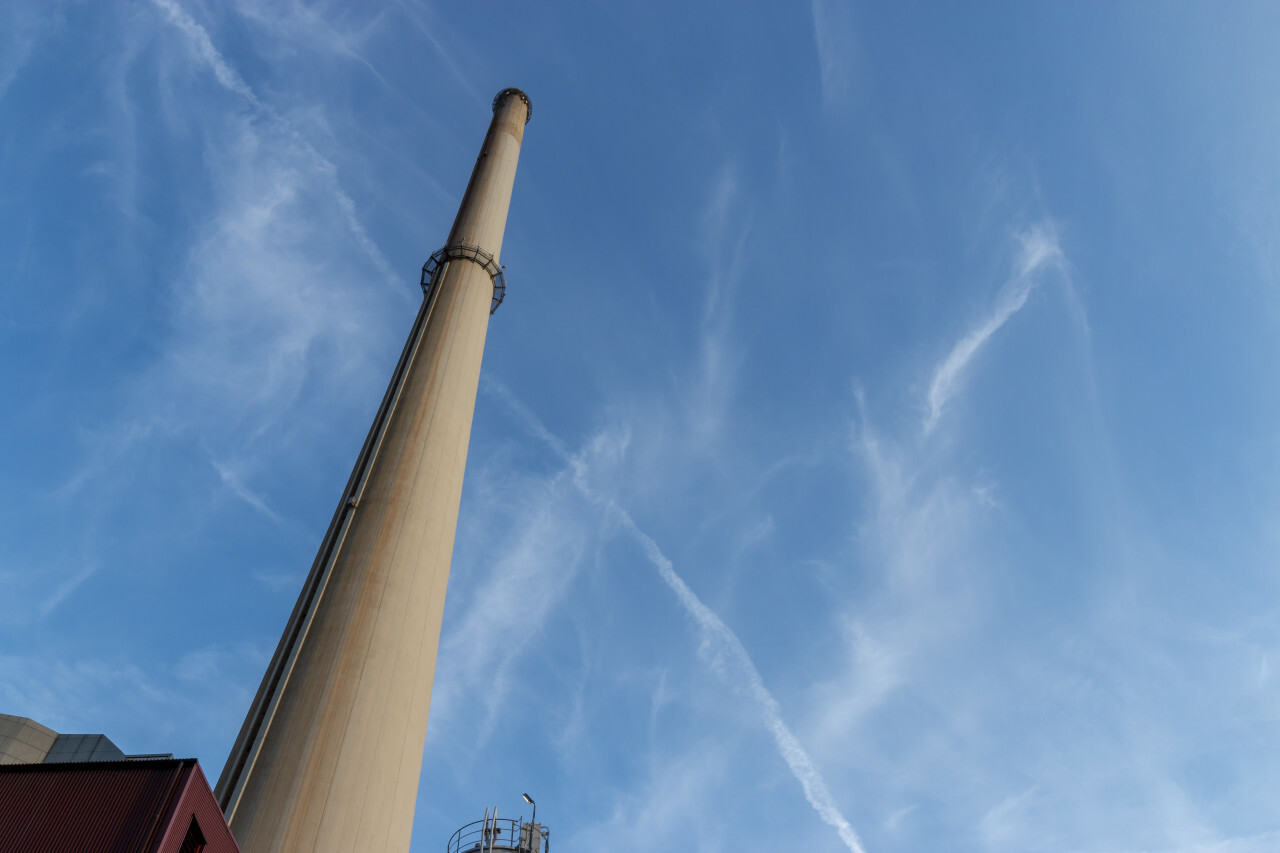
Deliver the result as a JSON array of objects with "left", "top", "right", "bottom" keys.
[{"left": 521, "top": 792, "right": 536, "bottom": 826}]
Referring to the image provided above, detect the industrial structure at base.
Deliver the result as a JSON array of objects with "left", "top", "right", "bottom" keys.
[
  {"left": 0, "top": 89, "right": 548, "bottom": 852},
  {"left": 0, "top": 714, "right": 237, "bottom": 853},
  {"left": 1, "top": 716, "right": 548, "bottom": 852}
]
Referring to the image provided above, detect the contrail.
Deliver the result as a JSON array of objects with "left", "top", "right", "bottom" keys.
[
  {"left": 488, "top": 380, "right": 869, "bottom": 853},
  {"left": 924, "top": 224, "right": 1063, "bottom": 434},
  {"left": 149, "top": 0, "right": 261, "bottom": 106},
  {"left": 39, "top": 563, "right": 99, "bottom": 619},
  {"left": 610, "top": 510, "right": 869, "bottom": 853},
  {"left": 209, "top": 457, "right": 285, "bottom": 527}
]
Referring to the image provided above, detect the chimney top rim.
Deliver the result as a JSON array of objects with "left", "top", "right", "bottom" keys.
[{"left": 493, "top": 88, "right": 532, "bottom": 124}]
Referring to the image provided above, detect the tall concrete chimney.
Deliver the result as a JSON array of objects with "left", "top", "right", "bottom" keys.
[{"left": 215, "top": 88, "right": 533, "bottom": 853}]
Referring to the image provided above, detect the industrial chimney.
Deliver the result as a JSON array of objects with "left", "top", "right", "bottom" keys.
[{"left": 215, "top": 88, "right": 533, "bottom": 853}]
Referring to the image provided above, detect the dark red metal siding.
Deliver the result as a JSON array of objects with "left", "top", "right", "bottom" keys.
[
  {"left": 155, "top": 763, "right": 240, "bottom": 853},
  {"left": 0, "top": 758, "right": 237, "bottom": 853},
  {"left": 0, "top": 759, "right": 186, "bottom": 852}
]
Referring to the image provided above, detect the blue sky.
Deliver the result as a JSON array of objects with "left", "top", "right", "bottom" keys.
[{"left": 3, "top": 2, "right": 1280, "bottom": 851}]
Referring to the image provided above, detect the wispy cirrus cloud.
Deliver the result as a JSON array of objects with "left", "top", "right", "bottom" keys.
[
  {"left": 979, "top": 785, "right": 1039, "bottom": 849},
  {"left": 150, "top": 0, "right": 258, "bottom": 105},
  {"left": 489, "top": 381, "right": 868, "bottom": 853},
  {"left": 613, "top": 509, "right": 868, "bottom": 853},
  {"left": 568, "top": 738, "right": 734, "bottom": 853},
  {"left": 924, "top": 224, "right": 1065, "bottom": 434},
  {"left": 797, "top": 212, "right": 1078, "bottom": 844},
  {"left": 209, "top": 456, "right": 284, "bottom": 527},
  {"left": 69, "top": 0, "right": 415, "bottom": 512},
  {"left": 15, "top": 0, "right": 421, "bottom": 659},
  {"left": 811, "top": 0, "right": 865, "bottom": 115},
  {"left": 149, "top": 0, "right": 397, "bottom": 287},
  {"left": 393, "top": 0, "right": 488, "bottom": 110},
  {"left": 0, "top": 2, "right": 61, "bottom": 103},
  {"left": 429, "top": 466, "right": 591, "bottom": 744},
  {"left": 226, "top": 1, "right": 396, "bottom": 93},
  {"left": 805, "top": 394, "right": 996, "bottom": 771},
  {"left": 690, "top": 165, "right": 752, "bottom": 445},
  {"left": 0, "top": 643, "right": 262, "bottom": 766},
  {"left": 38, "top": 562, "right": 99, "bottom": 619}
]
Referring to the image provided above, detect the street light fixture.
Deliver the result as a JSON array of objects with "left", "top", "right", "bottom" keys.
[{"left": 522, "top": 793, "right": 536, "bottom": 826}]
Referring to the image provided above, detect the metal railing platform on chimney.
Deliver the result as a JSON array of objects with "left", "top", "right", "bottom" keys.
[{"left": 447, "top": 814, "right": 548, "bottom": 853}]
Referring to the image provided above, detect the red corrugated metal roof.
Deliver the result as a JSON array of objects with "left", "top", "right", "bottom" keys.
[
  {"left": 155, "top": 761, "right": 240, "bottom": 853},
  {"left": 0, "top": 758, "right": 239, "bottom": 853}
]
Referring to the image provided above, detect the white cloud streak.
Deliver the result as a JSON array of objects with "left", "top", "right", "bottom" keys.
[
  {"left": 979, "top": 785, "right": 1039, "bottom": 849},
  {"left": 691, "top": 167, "right": 751, "bottom": 445},
  {"left": 810, "top": 0, "right": 864, "bottom": 115},
  {"left": 924, "top": 224, "right": 1064, "bottom": 434},
  {"left": 802, "top": 399, "right": 994, "bottom": 763},
  {"left": 394, "top": 0, "right": 487, "bottom": 109},
  {"left": 612, "top": 511, "right": 869, "bottom": 853},
  {"left": 0, "top": 3, "right": 61, "bottom": 103},
  {"left": 148, "top": 0, "right": 397, "bottom": 287},
  {"left": 150, "top": 0, "right": 259, "bottom": 106},
  {"left": 210, "top": 457, "right": 284, "bottom": 526},
  {"left": 568, "top": 740, "right": 734, "bottom": 853},
  {"left": 0, "top": 644, "right": 261, "bottom": 769},
  {"left": 227, "top": 2, "right": 399, "bottom": 98},
  {"left": 431, "top": 481, "right": 589, "bottom": 743},
  {"left": 489, "top": 382, "right": 869, "bottom": 853},
  {"left": 38, "top": 562, "right": 99, "bottom": 619},
  {"left": 84, "top": 0, "right": 415, "bottom": 466}
]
